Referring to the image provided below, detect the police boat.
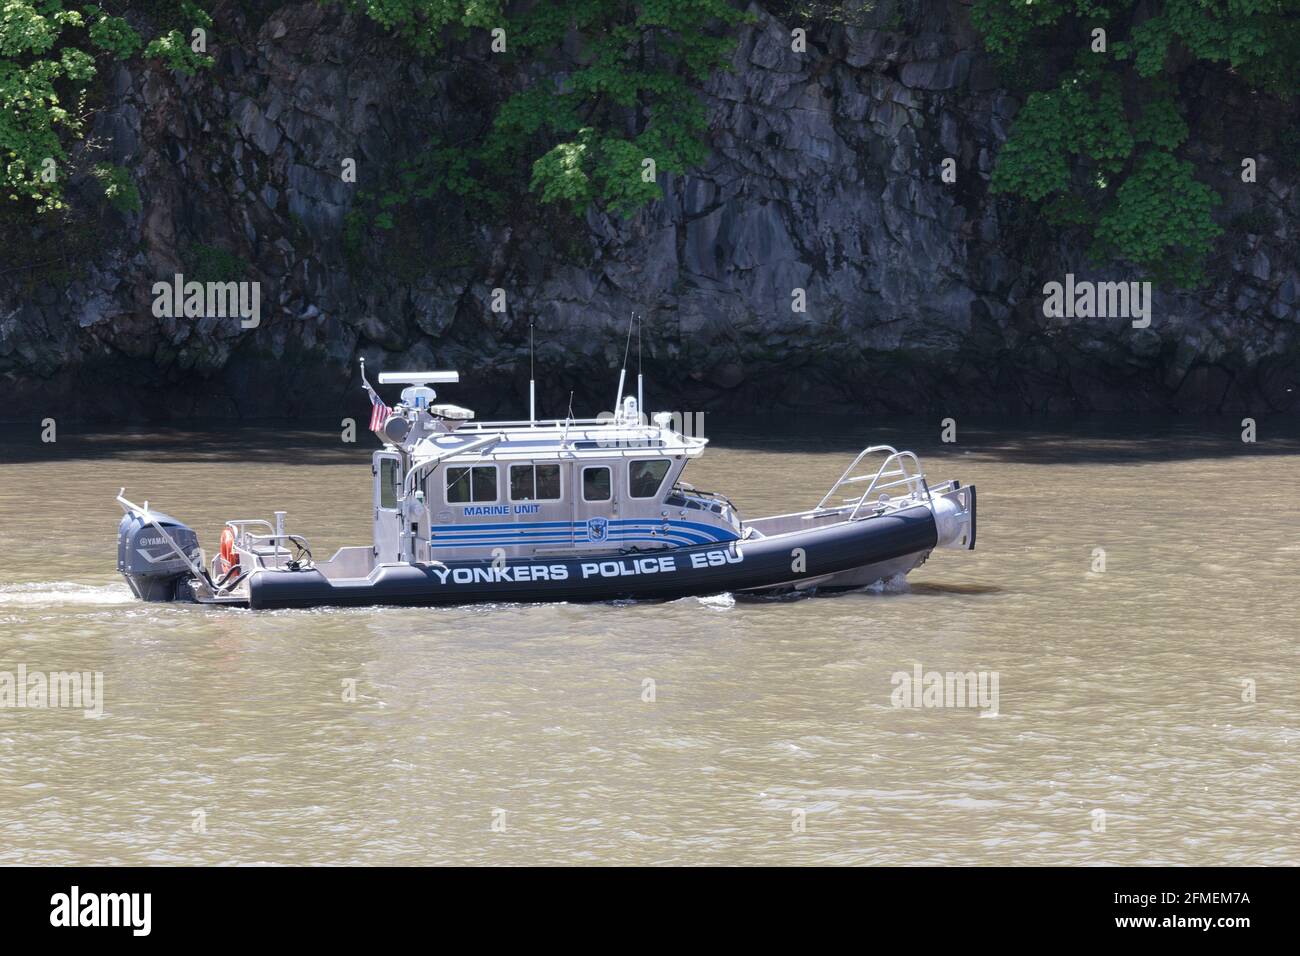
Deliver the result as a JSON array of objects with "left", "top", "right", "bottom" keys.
[{"left": 115, "top": 366, "right": 976, "bottom": 609}]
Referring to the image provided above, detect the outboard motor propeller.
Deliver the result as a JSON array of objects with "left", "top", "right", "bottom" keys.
[{"left": 116, "top": 497, "right": 201, "bottom": 602}]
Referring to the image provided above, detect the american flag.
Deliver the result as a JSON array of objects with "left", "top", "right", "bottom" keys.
[{"left": 368, "top": 391, "right": 390, "bottom": 432}]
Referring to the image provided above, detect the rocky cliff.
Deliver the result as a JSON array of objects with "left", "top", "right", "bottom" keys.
[{"left": 2, "top": 0, "right": 1297, "bottom": 423}]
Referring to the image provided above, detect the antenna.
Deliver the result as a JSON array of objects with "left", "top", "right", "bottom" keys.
[
  {"left": 529, "top": 319, "right": 536, "bottom": 425},
  {"left": 614, "top": 311, "right": 634, "bottom": 413},
  {"left": 636, "top": 312, "right": 643, "bottom": 422},
  {"left": 562, "top": 390, "right": 574, "bottom": 441}
]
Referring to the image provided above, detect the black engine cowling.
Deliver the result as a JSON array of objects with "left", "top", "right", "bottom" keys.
[{"left": 117, "top": 511, "right": 200, "bottom": 602}]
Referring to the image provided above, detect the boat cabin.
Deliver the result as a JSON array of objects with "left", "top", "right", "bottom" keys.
[{"left": 370, "top": 376, "right": 741, "bottom": 565}]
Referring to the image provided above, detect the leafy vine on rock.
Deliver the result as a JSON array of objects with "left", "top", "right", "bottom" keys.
[
  {"left": 0, "top": 1, "right": 213, "bottom": 212},
  {"left": 973, "top": 0, "right": 1299, "bottom": 287}
]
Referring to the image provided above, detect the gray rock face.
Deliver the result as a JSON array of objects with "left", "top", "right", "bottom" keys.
[{"left": 1, "top": 0, "right": 1297, "bottom": 422}]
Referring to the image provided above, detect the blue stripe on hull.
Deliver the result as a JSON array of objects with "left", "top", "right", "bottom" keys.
[
  {"left": 428, "top": 532, "right": 711, "bottom": 546},
  {"left": 427, "top": 518, "right": 738, "bottom": 547},
  {"left": 434, "top": 517, "right": 734, "bottom": 538}
]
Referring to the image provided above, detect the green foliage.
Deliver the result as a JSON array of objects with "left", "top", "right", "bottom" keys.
[
  {"left": 975, "top": 0, "right": 1300, "bottom": 287},
  {"left": 343, "top": 133, "right": 489, "bottom": 279},
  {"left": 1131, "top": 92, "right": 1187, "bottom": 149},
  {"left": 349, "top": 0, "right": 502, "bottom": 51},
  {"left": 972, "top": 1, "right": 1112, "bottom": 62},
  {"left": 183, "top": 242, "right": 248, "bottom": 282},
  {"left": 1, "top": 3, "right": 90, "bottom": 210},
  {"left": 348, "top": 0, "right": 746, "bottom": 225},
  {"left": 770, "top": 1, "right": 903, "bottom": 30},
  {"left": 142, "top": 0, "right": 215, "bottom": 75},
  {"left": 0, "top": 1, "right": 213, "bottom": 212},
  {"left": 0, "top": 192, "right": 112, "bottom": 292},
  {"left": 86, "top": 7, "right": 142, "bottom": 59},
  {"left": 990, "top": 68, "right": 1132, "bottom": 201},
  {"left": 1114, "top": 1, "right": 1299, "bottom": 91},
  {"left": 1093, "top": 151, "right": 1222, "bottom": 286},
  {"left": 92, "top": 160, "right": 140, "bottom": 212}
]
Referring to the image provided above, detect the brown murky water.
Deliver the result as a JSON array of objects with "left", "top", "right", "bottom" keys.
[{"left": 1, "top": 419, "right": 1297, "bottom": 865}]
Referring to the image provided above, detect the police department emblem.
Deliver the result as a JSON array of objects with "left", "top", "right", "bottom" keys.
[{"left": 587, "top": 517, "right": 609, "bottom": 542}]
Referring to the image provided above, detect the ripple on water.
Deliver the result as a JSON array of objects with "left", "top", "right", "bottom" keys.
[{"left": 0, "top": 581, "right": 136, "bottom": 607}]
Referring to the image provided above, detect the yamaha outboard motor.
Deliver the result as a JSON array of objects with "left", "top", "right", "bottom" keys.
[{"left": 117, "top": 510, "right": 201, "bottom": 602}]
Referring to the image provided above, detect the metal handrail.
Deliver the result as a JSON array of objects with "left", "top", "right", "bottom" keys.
[
  {"left": 404, "top": 431, "right": 507, "bottom": 496},
  {"left": 224, "top": 519, "right": 273, "bottom": 543},
  {"left": 815, "top": 446, "right": 931, "bottom": 520},
  {"left": 242, "top": 532, "right": 314, "bottom": 569},
  {"left": 461, "top": 417, "right": 618, "bottom": 430},
  {"left": 242, "top": 532, "right": 312, "bottom": 551}
]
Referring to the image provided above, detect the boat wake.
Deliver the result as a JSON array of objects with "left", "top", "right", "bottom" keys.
[
  {"left": 863, "top": 572, "right": 912, "bottom": 594},
  {"left": 0, "top": 582, "right": 136, "bottom": 607},
  {"left": 694, "top": 593, "right": 735, "bottom": 612}
]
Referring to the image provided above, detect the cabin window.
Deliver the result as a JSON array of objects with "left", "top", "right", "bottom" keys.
[
  {"left": 628, "top": 459, "right": 670, "bottom": 499},
  {"left": 446, "top": 465, "right": 497, "bottom": 504},
  {"left": 510, "top": 463, "right": 562, "bottom": 502},
  {"left": 379, "top": 458, "right": 399, "bottom": 510},
  {"left": 582, "top": 466, "right": 611, "bottom": 502}
]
